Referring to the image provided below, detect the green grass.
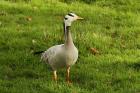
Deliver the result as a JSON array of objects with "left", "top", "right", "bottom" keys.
[{"left": 0, "top": 0, "right": 140, "bottom": 93}]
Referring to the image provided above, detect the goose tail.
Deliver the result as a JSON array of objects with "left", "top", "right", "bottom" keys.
[{"left": 33, "top": 51, "right": 44, "bottom": 55}]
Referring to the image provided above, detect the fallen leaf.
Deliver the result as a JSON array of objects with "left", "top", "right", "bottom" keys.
[
  {"left": 26, "top": 16, "right": 32, "bottom": 21},
  {"left": 121, "top": 40, "right": 126, "bottom": 48},
  {"left": 120, "top": 44, "right": 126, "bottom": 48},
  {"left": 90, "top": 48, "right": 99, "bottom": 55}
]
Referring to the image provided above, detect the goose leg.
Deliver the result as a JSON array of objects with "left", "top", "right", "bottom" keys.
[
  {"left": 53, "top": 70, "right": 57, "bottom": 81},
  {"left": 66, "top": 66, "right": 71, "bottom": 83}
]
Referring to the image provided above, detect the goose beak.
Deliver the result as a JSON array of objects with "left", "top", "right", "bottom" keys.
[{"left": 76, "top": 16, "right": 84, "bottom": 20}]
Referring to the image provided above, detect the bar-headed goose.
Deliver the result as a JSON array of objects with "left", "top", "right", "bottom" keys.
[{"left": 41, "top": 13, "right": 83, "bottom": 83}]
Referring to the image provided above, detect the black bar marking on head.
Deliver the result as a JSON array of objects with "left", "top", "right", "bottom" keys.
[{"left": 68, "top": 13, "right": 74, "bottom": 17}]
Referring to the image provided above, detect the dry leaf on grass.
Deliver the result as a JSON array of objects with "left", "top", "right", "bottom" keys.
[
  {"left": 26, "top": 16, "right": 32, "bottom": 21},
  {"left": 90, "top": 48, "right": 99, "bottom": 55}
]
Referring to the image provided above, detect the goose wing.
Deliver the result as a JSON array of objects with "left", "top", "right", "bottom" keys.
[{"left": 41, "top": 44, "right": 64, "bottom": 63}]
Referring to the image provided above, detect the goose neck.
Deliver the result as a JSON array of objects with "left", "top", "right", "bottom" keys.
[{"left": 64, "top": 24, "right": 74, "bottom": 47}]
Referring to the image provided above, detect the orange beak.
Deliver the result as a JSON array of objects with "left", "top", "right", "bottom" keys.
[{"left": 76, "top": 16, "right": 84, "bottom": 20}]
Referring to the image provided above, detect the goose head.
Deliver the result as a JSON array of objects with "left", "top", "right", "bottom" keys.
[{"left": 64, "top": 13, "right": 83, "bottom": 27}]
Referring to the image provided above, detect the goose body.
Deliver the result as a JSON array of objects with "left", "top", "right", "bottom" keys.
[
  {"left": 41, "top": 13, "right": 83, "bottom": 82},
  {"left": 41, "top": 44, "right": 78, "bottom": 70}
]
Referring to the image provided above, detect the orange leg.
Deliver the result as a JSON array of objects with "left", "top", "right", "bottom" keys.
[
  {"left": 53, "top": 70, "right": 57, "bottom": 81},
  {"left": 66, "top": 66, "right": 71, "bottom": 83}
]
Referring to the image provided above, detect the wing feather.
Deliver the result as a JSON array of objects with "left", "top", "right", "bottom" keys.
[{"left": 41, "top": 44, "right": 64, "bottom": 63}]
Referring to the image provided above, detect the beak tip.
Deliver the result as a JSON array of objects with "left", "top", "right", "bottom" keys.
[{"left": 77, "top": 17, "right": 84, "bottom": 20}]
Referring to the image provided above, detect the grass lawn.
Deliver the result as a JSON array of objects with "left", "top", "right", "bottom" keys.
[{"left": 0, "top": 0, "right": 140, "bottom": 93}]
